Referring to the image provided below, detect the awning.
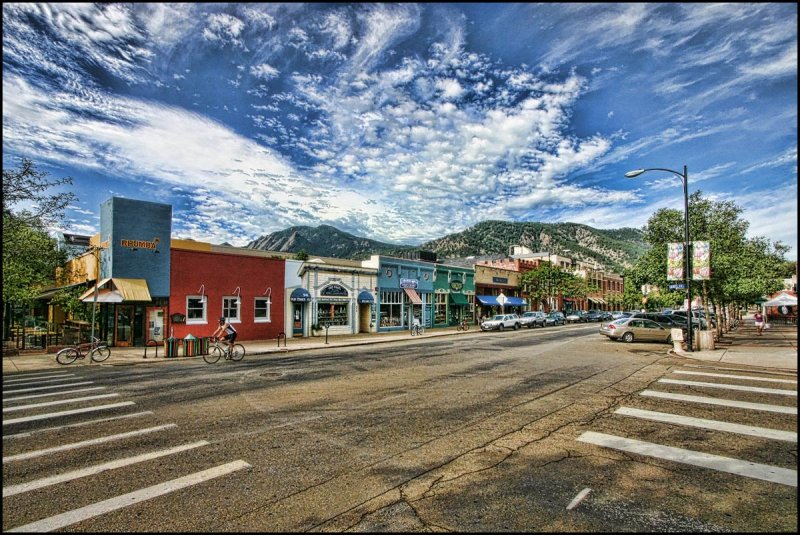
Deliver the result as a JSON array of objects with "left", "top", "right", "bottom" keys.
[
  {"left": 79, "top": 278, "right": 152, "bottom": 303},
  {"left": 404, "top": 287, "right": 422, "bottom": 305},
  {"left": 290, "top": 287, "right": 312, "bottom": 302},
  {"left": 504, "top": 297, "right": 526, "bottom": 307},
  {"left": 763, "top": 292, "right": 797, "bottom": 307},
  {"left": 36, "top": 281, "right": 91, "bottom": 300},
  {"left": 588, "top": 297, "right": 607, "bottom": 304},
  {"left": 357, "top": 290, "right": 375, "bottom": 304},
  {"left": 449, "top": 293, "right": 469, "bottom": 306},
  {"left": 476, "top": 295, "right": 500, "bottom": 306}
]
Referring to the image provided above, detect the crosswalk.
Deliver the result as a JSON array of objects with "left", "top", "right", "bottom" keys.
[
  {"left": 2, "top": 369, "right": 251, "bottom": 532},
  {"left": 576, "top": 363, "right": 798, "bottom": 488}
]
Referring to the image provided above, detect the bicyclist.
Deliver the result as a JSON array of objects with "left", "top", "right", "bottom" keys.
[{"left": 212, "top": 317, "right": 237, "bottom": 358}]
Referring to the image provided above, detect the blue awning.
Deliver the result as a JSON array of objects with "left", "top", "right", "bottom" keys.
[
  {"left": 357, "top": 290, "right": 374, "bottom": 304},
  {"left": 504, "top": 297, "right": 526, "bottom": 307},
  {"left": 476, "top": 295, "right": 500, "bottom": 306},
  {"left": 290, "top": 287, "right": 312, "bottom": 302}
]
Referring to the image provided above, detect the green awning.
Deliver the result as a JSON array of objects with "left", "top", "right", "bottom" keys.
[{"left": 449, "top": 293, "right": 469, "bottom": 306}]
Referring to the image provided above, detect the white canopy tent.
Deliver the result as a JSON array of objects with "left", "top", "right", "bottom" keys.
[{"left": 762, "top": 292, "right": 797, "bottom": 307}]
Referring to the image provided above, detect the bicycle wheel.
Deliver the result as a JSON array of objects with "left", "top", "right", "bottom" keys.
[
  {"left": 56, "top": 347, "right": 79, "bottom": 365},
  {"left": 90, "top": 346, "right": 111, "bottom": 362},
  {"left": 204, "top": 346, "right": 223, "bottom": 364},
  {"left": 230, "top": 343, "right": 245, "bottom": 361}
]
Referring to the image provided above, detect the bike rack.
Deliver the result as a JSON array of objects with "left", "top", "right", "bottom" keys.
[
  {"left": 277, "top": 332, "right": 286, "bottom": 348},
  {"left": 325, "top": 325, "right": 330, "bottom": 344},
  {"left": 143, "top": 339, "right": 160, "bottom": 359}
]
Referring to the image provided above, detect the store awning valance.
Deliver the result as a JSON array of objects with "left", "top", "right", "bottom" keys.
[
  {"left": 504, "top": 297, "right": 526, "bottom": 307},
  {"left": 357, "top": 290, "right": 375, "bottom": 304},
  {"left": 404, "top": 287, "right": 422, "bottom": 305},
  {"left": 588, "top": 297, "right": 607, "bottom": 304},
  {"left": 79, "top": 278, "right": 152, "bottom": 303},
  {"left": 290, "top": 287, "right": 312, "bottom": 302},
  {"left": 476, "top": 295, "right": 500, "bottom": 306},
  {"left": 449, "top": 293, "right": 469, "bottom": 306}
]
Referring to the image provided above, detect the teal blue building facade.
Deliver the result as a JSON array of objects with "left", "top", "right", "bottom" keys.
[{"left": 363, "top": 255, "right": 436, "bottom": 332}]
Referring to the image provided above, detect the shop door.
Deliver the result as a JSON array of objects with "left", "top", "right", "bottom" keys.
[
  {"left": 359, "top": 304, "right": 371, "bottom": 333},
  {"left": 292, "top": 304, "right": 304, "bottom": 336},
  {"left": 115, "top": 305, "right": 134, "bottom": 347}
]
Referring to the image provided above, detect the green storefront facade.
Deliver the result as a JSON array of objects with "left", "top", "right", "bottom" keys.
[{"left": 432, "top": 264, "right": 476, "bottom": 327}]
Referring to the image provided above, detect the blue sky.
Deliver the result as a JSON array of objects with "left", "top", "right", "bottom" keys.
[{"left": 3, "top": 3, "right": 797, "bottom": 259}]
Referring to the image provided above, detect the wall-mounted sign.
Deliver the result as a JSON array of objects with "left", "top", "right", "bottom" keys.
[
  {"left": 400, "top": 279, "right": 418, "bottom": 289},
  {"left": 450, "top": 280, "right": 464, "bottom": 291},
  {"left": 492, "top": 277, "right": 508, "bottom": 284},
  {"left": 321, "top": 284, "right": 348, "bottom": 297},
  {"left": 170, "top": 312, "right": 186, "bottom": 324},
  {"left": 121, "top": 237, "right": 161, "bottom": 250}
]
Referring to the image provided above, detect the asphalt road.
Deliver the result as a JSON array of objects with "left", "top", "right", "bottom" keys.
[{"left": 3, "top": 324, "right": 797, "bottom": 532}]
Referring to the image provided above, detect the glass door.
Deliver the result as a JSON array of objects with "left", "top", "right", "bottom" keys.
[{"left": 115, "top": 305, "right": 134, "bottom": 347}]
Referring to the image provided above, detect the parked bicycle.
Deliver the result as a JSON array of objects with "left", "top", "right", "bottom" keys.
[
  {"left": 456, "top": 318, "right": 470, "bottom": 331},
  {"left": 56, "top": 336, "right": 111, "bottom": 365},
  {"left": 411, "top": 322, "right": 425, "bottom": 336},
  {"left": 204, "top": 336, "right": 245, "bottom": 363}
]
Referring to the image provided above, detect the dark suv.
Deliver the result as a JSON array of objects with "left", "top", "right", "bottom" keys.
[{"left": 631, "top": 312, "right": 688, "bottom": 330}]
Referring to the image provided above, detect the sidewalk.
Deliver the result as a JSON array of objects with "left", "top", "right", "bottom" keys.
[{"left": 3, "top": 321, "right": 796, "bottom": 374}]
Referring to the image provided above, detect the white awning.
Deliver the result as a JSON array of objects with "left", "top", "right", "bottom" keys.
[{"left": 79, "top": 278, "right": 152, "bottom": 303}]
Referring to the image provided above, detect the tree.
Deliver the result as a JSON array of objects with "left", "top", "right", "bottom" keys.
[
  {"left": 2, "top": 158, "right": 76, "bottom": 337},
  {"left": 520, "top": 264, "right": 594, "bottom": 311},
  {"left": 294, "top": 249, "right": 310, "bottom": 261}
]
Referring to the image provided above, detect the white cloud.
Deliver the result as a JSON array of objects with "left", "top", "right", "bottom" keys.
[{"left": 250, "top": 63, "right": 280, "bottom": 80}]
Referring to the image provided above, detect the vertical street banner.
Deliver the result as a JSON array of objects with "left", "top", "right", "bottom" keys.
[
  {"left": 667, "top": 242, "right": 684, "bottom": 280},
  {"left": 693, "top": 241, "right": 711, "bottom": 280}
]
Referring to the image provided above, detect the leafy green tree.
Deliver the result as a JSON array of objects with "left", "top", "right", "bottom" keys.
[
  {"left": 520, "top": 263, "right": 594, "bottom": 310},
  {"left": 293, "top": 249, "right": 310, "bottom": 261},
  {"left": 2, "top": 158, "right": 76, "bottom": 337}
]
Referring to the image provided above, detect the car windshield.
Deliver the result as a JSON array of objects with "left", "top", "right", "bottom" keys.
[{"left": 490, "top": 315, "right": 505, "bottom": 321}]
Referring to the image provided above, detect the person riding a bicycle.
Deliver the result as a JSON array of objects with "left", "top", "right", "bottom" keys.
[{"left": 212, "top": 317, "right": 237, "bottom": 358}]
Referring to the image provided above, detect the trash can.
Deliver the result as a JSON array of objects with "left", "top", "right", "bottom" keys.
[
  {"left": 198, "top": 337, "right": 210, "bottom": 356},
  {"left": 164, "top": 337, "right": 182, "bottom": 358},
  {"left": 183, "top": 334, "right": 198, "bottom": 357}
]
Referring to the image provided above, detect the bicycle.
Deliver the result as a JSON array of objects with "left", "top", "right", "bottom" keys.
[
  {"left": 204, "top": 337, "right": 245, "bottom": 364},
  {"left": 456, "top": 319, "right": 470, "bottom": 331},
  {"left": 411, "top": 323, "right": 425, "bottom": 336},
  {"left": 56, "top": 337, "right": 111, "bottom": 365}
]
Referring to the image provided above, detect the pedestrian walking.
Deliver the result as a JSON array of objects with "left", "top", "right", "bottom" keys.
[{"left": 754, "top": 310, "right": 765, "bottom": 336}]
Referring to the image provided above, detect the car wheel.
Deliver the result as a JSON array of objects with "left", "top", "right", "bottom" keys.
[
  {"left": 622, "top": 332, "right": 634, "bottom": 343},
  {"left": 514, "top": 323, "right": 520, "bottom": 330},
  {"left": 499, "top": 324, "right": 505, "bottom": 331}
]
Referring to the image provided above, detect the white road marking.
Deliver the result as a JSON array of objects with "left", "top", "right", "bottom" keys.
[
  {"left": 4, "top": 381, "right": 95, "bottom": 394},
  {"left": 577, "top": 431, "right": 797, "bottom": 487},
  {"left": 658, "top": 378, "right": 797, "bottom": 396},
  {"left": 3, "top": 424, "right": 177, "bottom": 464},
  {"left": 2, "top": 377, "right": 83, "bottom": 387},
  {"left": 3, "top": 371, "right": 72, "bottom": 379},
  {"left": 3, "top": 386, "right": 107, "bottom": 403},
  {"left": 682, "top": 364, "right": 797, "bottom": 377},
  {"left": 3, "top": 373, "right": 75, "bottom": 384},
  {"left": 615, "top": 407, "right": 796, "bottom": 442},
  {"left": 3, "top": 441, "right": 210, "bottom": 497},
  {"left": 3, "top": 411, "right": 154, "bottom": 440},
  {"left": 640, "top": 390, "right": 797, "bottom": 414},
  {"left": 566, "top": 488, "right": 592, "bottom": 510},
  {"left": 673, "top": 370, "right": 797, "bottom": 384},
  {"left": 6, "top": 460, "right": 252, "bottom": 533},
  {"left": 2, "top": 402, "right": 135, "bottom": 426},
  {"left": 3, "top": 394, "right": 120, "bottom": 413}
]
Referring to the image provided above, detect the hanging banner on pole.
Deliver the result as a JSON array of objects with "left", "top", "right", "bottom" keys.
[
  {"left": 667, "top": 243, "right": 684, "bottom": 281},
  {"left": 692, "top": 241, "right": 711, "bottom": 280}
]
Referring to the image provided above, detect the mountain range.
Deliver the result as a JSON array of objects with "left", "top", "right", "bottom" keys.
[{"left": 245, "top": 221, "right": 648, "bottom": 273}]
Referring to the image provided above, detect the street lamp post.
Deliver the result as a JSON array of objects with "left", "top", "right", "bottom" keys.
[{"left": 625, "top": 166, "right": 693, "bottom": 352}]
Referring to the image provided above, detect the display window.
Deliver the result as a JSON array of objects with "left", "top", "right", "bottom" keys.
[
  {"left": 317, "top": 302, "right": 349, "bottom": 326},
  {"left": 379, "top": 291, "right": 403, "bottom": 327},
  {"left": 434, "top": 293, "right": 447, "bottom": 325}
]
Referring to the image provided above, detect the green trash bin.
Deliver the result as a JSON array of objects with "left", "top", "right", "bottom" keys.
[
  {"left": 198, "top": 336, "right": 210, "bottom": 356},
  {"left": 164, "top": 337, "right": 182, "bottom": 358},
  {"left": 183, "top": 334, "right": 198, "bottom": 357}
]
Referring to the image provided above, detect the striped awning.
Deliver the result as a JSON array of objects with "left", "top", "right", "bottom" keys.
[
  {"left": 588, "top": 297, "right": 607, "bottom": 304},
  {"left": 404, "top": 287, "right": 422, "bottom": 305}
]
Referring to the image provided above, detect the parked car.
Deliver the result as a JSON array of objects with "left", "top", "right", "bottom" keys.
[
  {"left": 519, "top": 311, "right": 547, "bottom": 328},
  {"left": 610, "top": 310, "right": 630, "bottom": 320},
  {"left": 566, "top": 310, "right": 588, "bottom": 323},
  {"left": 585, "top": 309, "right": 610, "bottom": 322},
  {"left": 547, "top": 311, "right": 566, "bottom": 326},
  {"left": 599, "top": 317, "right": 674, "bottom": 343},
  {"left": 668, "top": 310, "right": 707, "bottom": 330},
  {"left": 480, "top": 314, "right": 521, "bottom": 331},
  {"left": 630, "top": 312, "right": 688, "bottom": 331}
]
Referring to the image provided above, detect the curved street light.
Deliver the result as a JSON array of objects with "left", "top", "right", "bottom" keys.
[{"left": 625, "top": 166, "right": 693, "bottom": 352}]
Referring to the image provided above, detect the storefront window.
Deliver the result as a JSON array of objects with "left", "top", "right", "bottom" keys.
[
  {"left": 254, "top": 298, "right": 271, "bottom": 323},
  {"left": 317, "top": 302, "right": 348, "bottom": 326},
  {"left": 434, "top": 293, "right": 447, "bottom": 325},
  {"left": 186, "top": 296, "right": 206, "bottom": 324},
  {"left": 223, "top": 297, "right": 240, "bottom": 322},
  {"left": 379, "top": 291, "right": 402, "bottom": 327}
]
